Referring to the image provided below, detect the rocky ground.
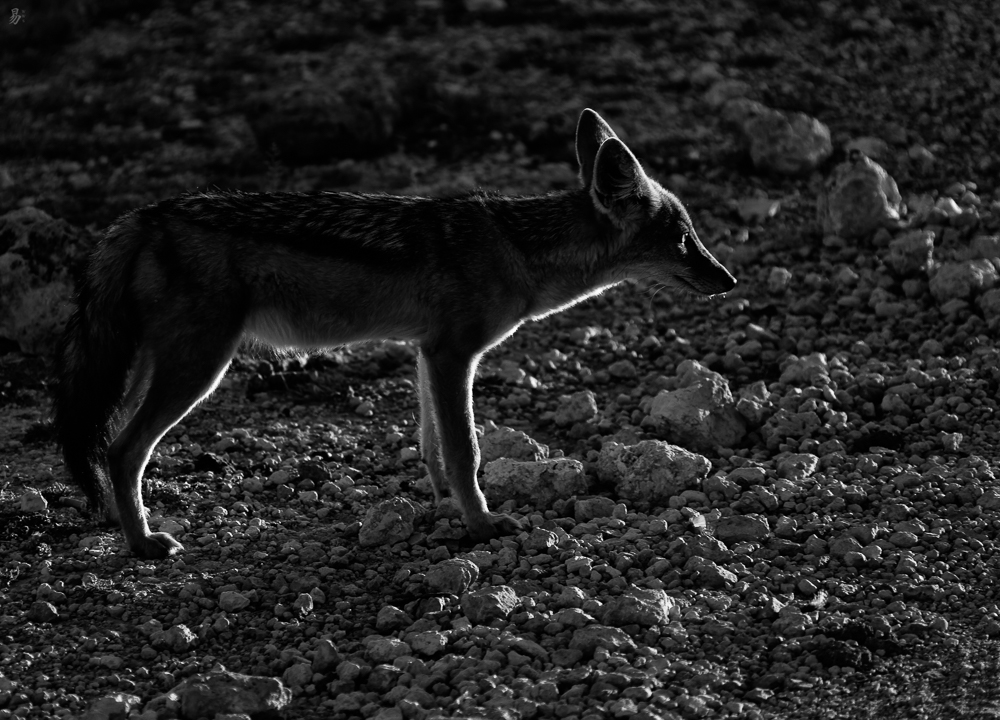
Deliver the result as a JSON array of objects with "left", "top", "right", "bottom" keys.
[{"left": 3, "top": 0, "right": 1000, "bottom": 718}]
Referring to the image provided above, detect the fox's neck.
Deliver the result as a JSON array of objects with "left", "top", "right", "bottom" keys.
[
  {"left": 483, "top": 190, "right": 623, "bottom": 272},
  {"left": 479, "top": 189, "right": 631, "bottom": 315}
]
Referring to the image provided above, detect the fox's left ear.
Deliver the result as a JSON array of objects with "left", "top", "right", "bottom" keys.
[
  {"left": 576, "top": 109, "right": 618, "bottom": 191},
  {"left": 590, "top": 137, "right": 652, "bottom": 220}
]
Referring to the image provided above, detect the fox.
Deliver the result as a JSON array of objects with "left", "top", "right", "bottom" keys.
[{"left": 53, "top": 108, "right": 737, "bottom": 559}]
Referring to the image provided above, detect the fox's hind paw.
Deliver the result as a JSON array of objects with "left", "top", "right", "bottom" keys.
[
  {"left": 467, "top": 512, "right": 524, "bottom": 542},
  {"left": 130, "top": 532, "right": 184, "bottom": 560},
  {"left": 93, "top": 499, "right": 121, "bottom": 527}
]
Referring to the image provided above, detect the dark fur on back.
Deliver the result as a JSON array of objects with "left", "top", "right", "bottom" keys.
[
  {"left": 162, "top": 190, "right": 427, "bottom": 264},
  {"left": 148, "top": 189, "right": 610, "bottom": 267}
]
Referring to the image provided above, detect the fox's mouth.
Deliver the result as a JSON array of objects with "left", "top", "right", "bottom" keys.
[{"left": 671, "top": 274, "right": 737, "bottom": 298}]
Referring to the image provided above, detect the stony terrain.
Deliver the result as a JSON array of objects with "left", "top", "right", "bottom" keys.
[{"left": 2, "top": 1, "right": 1000, "bottom": 719}]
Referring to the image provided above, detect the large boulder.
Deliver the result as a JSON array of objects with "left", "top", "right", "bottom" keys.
[
  {"left": 596, "top": 440, "right": 710, "bottom": 508},
  {"left": 818, "top": 152, "right": 902, "bottom": 239},
  {"left": 723, "top": 99, "right": 832, "bottom": 175},
  {"left": 649, "top": 360, "right": 747, "bottom": 451}
]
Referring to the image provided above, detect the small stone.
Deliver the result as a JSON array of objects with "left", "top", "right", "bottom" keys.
[
  {"left": 703, "top": 79, "right": 752, "bottom": 108},
  {"left": 553, "top": 390, "right": 599, "bottom": 427},
  {"left": 479, "top": 426, "right": 549, "bottom": 463},
  {"left": 843, "top": 551, "right": 869, "bottom": 568},
  {"left": 68, "top": 171, "right": 94, "bottom": 190},
  {"left": 364, "top": 636, "right": 411, "bottom": 664},
  {"left": 523, "top": 527, "right": 559, "bottom": 553},
  {"left": 768, "top": 267, "right": 793, "bottom": 293},
  {"left": 979, "top": 288, "right": 1000, "bottom": 319},
  {"left": 268, "top": 468, "right": 292, "bottom": 485},
  {"left": 408, "top": 631, "right": 448, "bottom": 656},
  {"left": 715, "top": 514, "right": 770, "bottom": 543},
  {"left": 596, "top": 440, "right": 710, "bottom": 507},
  {"left": 844, "top": 136, "right": 891, "bottom": 162},
  {"left": 935, "top": 197, "right": 962, "bottom": 217},
  {"left": 358, "top": 497, "right": 425, "bottom": 547},
  {"left": 683, "top": 535, "right": 733, "bottom": 562},
  {"left": 930, "top": 260, "right": 999, "bottom": 302},
  {"left": 573, "top": 496, "right": 617, "bottom": 522},
  {"left": 19, "top": 489, "right": 47, "bottom": 512},
  {"left": 143, "top": 670, "right": 291, "bottom": 720},
  {"left": 461, "top": 585, "right": 519, "bottom": 624},
  {"left": 726, "top": 100, "right": 832, "bottom": 175},
  {"left": 818, "top": 154, "right": 901, "bottom": 239},
  {"left": 829, "top": 536, "right": 864, "bottom": 558},
  {"left": 218, "top": 591, "right": 251, "bottom": 612},
  {"left": 375, "top": 606, "right": 412, "bottom": 633},
  {"left": 26, "top": 600, "right": 58, "bottom": 622},
  {"left": 312, "top": 639, "right": 341, "bottom": 673},
  {"left": 687, "top": 558, "right": 737, "bottom": 589},
  {"left": 481, "top": 457, "right": 586, "bottom": 509},
  {"left": 886, "top": 230, "right": 935, "bottom": 276},
  {"left": 735, "top": 381, "right": 773, "bottom": 425},
  {"left": 608, "top": 359, "right": 638, "bottom": 379},
  {"left": 601, "top": 588, "right": 678, "bottom": 627},
  {"left": 282, "top": 662, "right": 312, "bottom": 689},
  {"left": 366, "top": 664, "right": 404, "bottom": 693},
  {"left": 797, "top": 578, "right": 819, "bottom": 595},
  {"left": 888, "top": 531, "right": 919, "bottom": 548},
  {"left": 939, "top": 432, "right": 962, "bottom": 451},
  {"left": 704, "top": 473, "right": 740, "bottom": 499},
  {"left": 151, "top": 624, "right": 198, "bottom": 652},
  {"left": 80, "top": 694, "right": 143, "bottom": 720},
  {"left": 736, "top": 197, "right": 781, "bottom": 224},
  {"left": 777, "top": 453, "right": 820, "bottom": 481},
  {"left": 568, "top": 625, "right": 637, "bottom": 656},
  {"left": 424, "top": 558, "right": 479, "bottom": 595},
  {"left": 970, "top": 235, "right": 1000, "bottom": 260},
  {"left": 771, "top": 612, "right": 812, "bottom": 636}
]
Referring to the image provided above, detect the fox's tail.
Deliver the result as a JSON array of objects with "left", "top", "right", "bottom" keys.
[{"left": 53, "top": 217, "right": 142, "bottom": 519}]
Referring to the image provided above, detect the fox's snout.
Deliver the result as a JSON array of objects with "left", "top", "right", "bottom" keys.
[{"left": 676, "top": 231, "right": 737, "bottom": 297}]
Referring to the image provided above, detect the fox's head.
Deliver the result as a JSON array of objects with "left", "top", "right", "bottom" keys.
[{"left": 576, "top": 108, "right": 737, "bottom": 297}]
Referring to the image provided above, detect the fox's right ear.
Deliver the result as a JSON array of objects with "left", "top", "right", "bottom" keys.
[
  {"left": 590, "top": 137, "right": 651, "bottom": 224},
  {"left": 576, "top": 108, "right": 618, "bottom": 191}
]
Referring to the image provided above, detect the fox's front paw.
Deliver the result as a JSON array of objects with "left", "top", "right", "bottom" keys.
[
  {"left": 467, "top": 513, "right": 524, "bottom": 542},
  {"left": 130, "top": 532, "right": 184, "bottom": 560}
]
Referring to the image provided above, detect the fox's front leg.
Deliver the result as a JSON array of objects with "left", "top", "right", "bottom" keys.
[
  {"left": 418, "top": 346, "right": 523, "bottom": 541},
  {"left": 417, "top": 351, "right": 447, "bottom": 500}
]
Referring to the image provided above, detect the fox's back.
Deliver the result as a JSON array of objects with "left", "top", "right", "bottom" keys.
[
  {"left": 153, "top": 190, "right": 433, "bottom": 264},
  {"left": 107, "top": 190, "right": 527, "bottom": 349}
]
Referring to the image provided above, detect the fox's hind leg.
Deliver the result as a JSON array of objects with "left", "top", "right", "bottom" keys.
[
  {"left": 107, "top": 330, "right": 241, "bottom": 559},
  {"left": 98, "top": 347, "right": 156, "bottom": 527}
]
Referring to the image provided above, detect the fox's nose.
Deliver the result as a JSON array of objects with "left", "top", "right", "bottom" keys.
[{"left": 715, "top": 266, "right": 737, "bottom": 293}]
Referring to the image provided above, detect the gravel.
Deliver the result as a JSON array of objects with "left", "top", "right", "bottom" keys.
[{"left": 3, "top": 0, "right": 1000, "bottom": 719}]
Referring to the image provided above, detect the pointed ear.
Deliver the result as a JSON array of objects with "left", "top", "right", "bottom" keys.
[
  {"left": 591, "top": 137, "right": 650, "bottom": 215},
  {"left": 576, "top": 108, "right": 618, "bottom": 190}
]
